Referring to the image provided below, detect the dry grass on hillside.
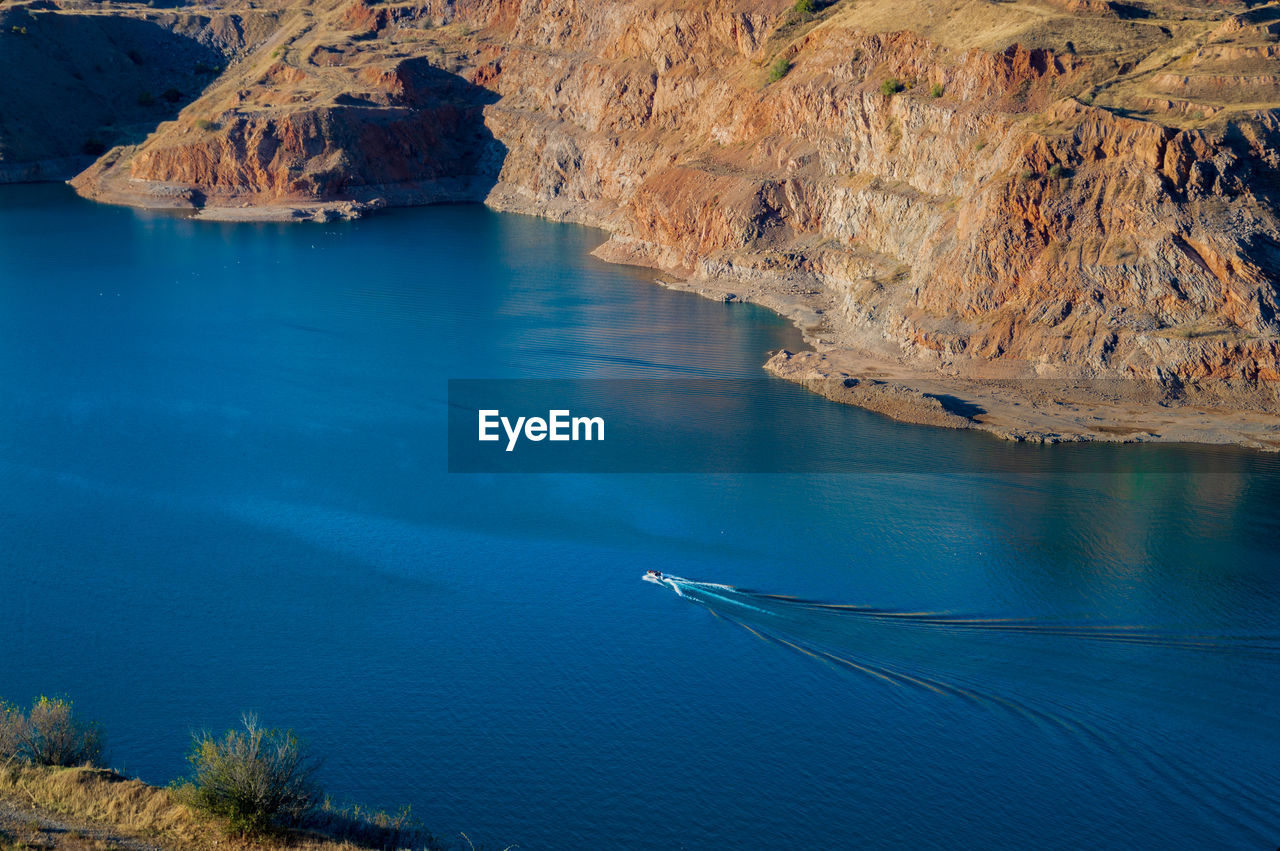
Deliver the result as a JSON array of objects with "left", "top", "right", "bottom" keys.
[
  {"left": 774, "top": 0, "right": 1279, "bottom": 127},
  {"left": 0, "top": 765, "right": 435, "bottom": 851}
]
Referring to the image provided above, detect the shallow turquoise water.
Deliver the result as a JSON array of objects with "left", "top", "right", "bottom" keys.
[{"left": 1, "top": 184, "right": 1278, "bottom": 849}]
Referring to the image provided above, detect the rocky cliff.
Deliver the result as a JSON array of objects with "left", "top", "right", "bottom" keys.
[{"left": 15, "top": 0, "right": 1280, "bottom": 444}]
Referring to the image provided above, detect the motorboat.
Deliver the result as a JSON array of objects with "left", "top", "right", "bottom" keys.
[{"left": 642, "top": 570, "right": 683, "bottom": 595}]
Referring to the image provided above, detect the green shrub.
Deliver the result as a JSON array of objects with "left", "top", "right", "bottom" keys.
[
  {"left": 22, "top": 697, "right": 104, "bottom": 767},
  {"left": 930, "top": 82, "right": 944, "bottom": 98},
  {"left": 880, "top": 78, "right": 903, "bottom": 97},
  {"left": 1018, "top": 168, "right": 1036, "bottom": 183},
  {"left": 768, "top": 55, "right": 791, "bottom": 83},
  {"left": 177, "top": 715, "right": 320, "bottom": 836},
  {"left": 975, "top": 140, "right": 987, "bottom": 151},
  {"left": 194, "top": 118, "right": 217, "bottom": 131},
  {"left": 785, "top": 0, "right": 818, "bottom": 24},
  {"left": 1047, "top": 163, "right": 1065, "bottom": 180}
]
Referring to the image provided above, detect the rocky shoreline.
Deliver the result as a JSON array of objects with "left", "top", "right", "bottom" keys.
[{"left": 57, "top": 174, "right": 1280, "bottom": 451}]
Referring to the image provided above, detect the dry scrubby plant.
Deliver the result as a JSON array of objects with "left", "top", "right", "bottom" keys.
[
  {"left": 0, "top": 702, "right": 23, "bottom": 762},
  {"left": 176, "top": 714, "right": 321, "bottom": 836},
  {"left": 4, "top": 702, "right": 439, "bottom": 848},
  {"left": 308, "top": 799, "right": 440, "bottom": 850},
  {"left": 0, "top": 697, "right": 104, "bottom": 767}
]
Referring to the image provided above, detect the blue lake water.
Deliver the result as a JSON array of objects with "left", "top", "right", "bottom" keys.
[{"left": 1, "top": 183, "right": 1279, "bottom": 849}]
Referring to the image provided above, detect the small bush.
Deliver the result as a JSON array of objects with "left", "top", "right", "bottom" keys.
[
  {"left": 178, "top": 715, "right": 320, "bottom": 836},
  {"left": 975, "top": 140, "right": 987, "bottom": 151},
  {"left": 880, "top": 78, "right": 903, "bottom": 97},
  {"left": 783, "top": 0, "right": 818, "bottom": 24},
  {"left": 1047, "top": 163, "right": 1066, "bottom": 180},
  {"left": 768, "top": 55, "right": 791, "bottom": 83},
  {"left": 22, "top": 697, "right": 104, "bottom": 767},
  {"left": 194, "top": 118, "right": 217, "bottom": 131},
  {"left": 0, "top": 702, "right": 25, "bottom": 762},
  {"left": 1018, "top": 168, "right": 1036, "bottom": 183},
  {"left": 930, "top": 83, "right": 945, "bottom": 98},
  {"left": 1079, "top": 91, "right": 1094, "bottom": 105}
]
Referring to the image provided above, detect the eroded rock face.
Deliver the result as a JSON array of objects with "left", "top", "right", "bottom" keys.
[
  {"left": 126, "top": 60, "right": 500, "bottom": 202},
  {"left": 62, "top": 0, "right": 1280, "bottom": 398}
]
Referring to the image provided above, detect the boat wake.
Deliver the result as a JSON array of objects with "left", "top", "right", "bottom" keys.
[
  {"left": 642, "top": 573, "right": 1280, "bottom": 842},
  {"left": 647, "top": 574, "right": 1280, "bottom": 657}
]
